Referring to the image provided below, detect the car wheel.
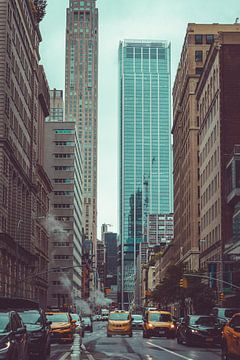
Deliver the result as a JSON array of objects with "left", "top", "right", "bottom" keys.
[
  {"left": 107, "top": 333, "right": 112, "bottom": 337},
  {"left": 129, "top": 332, "right": 133, "bottom": 338},
  {"left": 90, "top": 327, "right": 93, "bottom": 333},
  {"left": 47, "top": 343, "right": 51, "bottom": 356},
  {"left": 143, "top": 331, "right": 150, "bottom": 338},
  {"left": 185, "top": 337, "right": 192, "bottom": 346},
  {"left": 222, "top": 342, "right": 231, "bottom": 360},
  {"left": 177, "top": 335, "right": 183, "bottom": 344}
]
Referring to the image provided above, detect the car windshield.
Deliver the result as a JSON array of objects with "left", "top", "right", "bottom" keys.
[
  {"left": 149, "top": 313, "right": 172, "bottom": 322},
  {"left": 132, "top": 315, "right": 143, "bottom": 321},
  {"left": 225, "top": 309, "right": 240, "bottom": 318},
  {"left": 70, "top": 314, "right": 80, "bottom": 321},
  {"left": 83, "top": 317, "right": 91, "bottom": 324},
  {"left": 109, "top": 313, "right": 129, "bottom": 321},
  {"left": 0, "top": 314, "right": 10, "bottom": 333},
  {"left": 190, "top": 316, "right": 216, "bottom": 326},
  {"left": 19, "top": 311, "right": 41, "bottom": 325},
  {"left": 46, "top": 313, "right": 69, "bottom": 323}
]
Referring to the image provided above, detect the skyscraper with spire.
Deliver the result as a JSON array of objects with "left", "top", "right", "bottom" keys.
[{"left": 65, "top": 0, "right": 98, "bottom": 254}]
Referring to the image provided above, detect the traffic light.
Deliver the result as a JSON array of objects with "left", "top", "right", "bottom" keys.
[
  {"left": 219, "top": 292, "right": 224, "bottom": 301},
  {"left": 179, "top": 277, "right": 188, "bottom": 288}
]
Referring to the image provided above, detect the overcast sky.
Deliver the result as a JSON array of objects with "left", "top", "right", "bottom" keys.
[{"left": 40, "top": 0, "right": 239, "bottom": 237}]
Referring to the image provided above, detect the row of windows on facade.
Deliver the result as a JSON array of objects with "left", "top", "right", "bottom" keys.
[
  {"left": 201, "top": 225, "right": 221, "bottom": 251},
  {"left": 53, "top": 204, "right": 73, "bottom": 209},
  {"left": 201, "top": 173, "right": 220, "bottom": 210},
  {"left": 201, "top": 199, "right": 220, "bottom": 231},
  {"left": 8, "top": 6, "right": 35, "bottom": 83},
  {"left": 125, "top": 47, "right": 167, "bottom": 60},
  {"left": 200, "top": 123, "right": 219, "bottom": 165},
  {"left": 200, "top": 148, "right": 219, "bottom": 188},
  {"left": 53, "top": 179, "right": 74, "bottom": 184},
  {"left": 199, "top": 69, "right": 219, "bottom": 121}
]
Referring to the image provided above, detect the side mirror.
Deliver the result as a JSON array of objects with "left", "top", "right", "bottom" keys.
[
  {"left": 46, "top": 321, "right": 52, "bottom": 326},
  {"left": 15, "top": 327, "right": 26, "bottom": 335}
]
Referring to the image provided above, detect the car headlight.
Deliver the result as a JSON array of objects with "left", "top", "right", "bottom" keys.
[
  {"left": 170, "top": 324, "right": 175, "bottom": 329},
  {"left": 0, "top": 340, "right": 10, "bottom": 351},
  {"left": 191, "top": 329, "right": 199, "bottom": 334},
  {"left": 148, "top": 324, "right": 153, "bottom": 329}
]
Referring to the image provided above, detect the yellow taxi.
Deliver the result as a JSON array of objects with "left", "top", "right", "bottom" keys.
[
  {"left": 143, "top": 310, "right": 176, "bottom": 339},
  {"left": 107, "top": 310, "right": 133, "bottom": 337},
  {"left": 46, "top": 311, "right": 76, "bottom": 343},
  {"left": 222, "top": 313, "right": 240, "bottom": 359}
]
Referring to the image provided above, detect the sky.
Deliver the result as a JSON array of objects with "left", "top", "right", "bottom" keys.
[{"left": 39, "top": 0, "right": 240, "bottom": 238}]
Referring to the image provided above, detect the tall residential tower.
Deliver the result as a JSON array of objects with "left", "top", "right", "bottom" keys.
[
  {"left": 65, "top": 0, "right": 98, "bottom": 254},
  {"left": 119, "top": 40, "right": 172, "bottom": 307}
]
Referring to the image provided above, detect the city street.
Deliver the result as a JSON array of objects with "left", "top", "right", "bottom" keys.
[{"left": 49, "top": 322, "right": 222, "bottom": 360}]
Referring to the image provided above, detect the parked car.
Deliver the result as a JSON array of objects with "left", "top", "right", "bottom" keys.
[
  {"left": 212, "top": 307, "right": 240, "bottom": 327},
  {"left": 46, "top": 311, "right": 75, "bottom": 343},
  {"left": 132, "top": 314, "right": 144, "bottom": 330},
  {"left": 107, "top": 310, "right": 132, "bottom": 337},
  {"left": 221, "top": 312, "right": 240, "bottom": 359},
  {"left": 177, "top": 315, "right": 221, "bottom": 346},
  {"left": 70, "top": 313, "right": 84, "bottom": 339},
  {"left": 82, "top": 316, "right": 93, "bottom": 333},
  {"left": 18, "top": 308, "right": 51, "bottom": 359},
  {"left": 0, "top": 310, "right": 28, "bottom": 360},
  {"left": 143, "top": 310, "right": 176, "bottom": 339}
]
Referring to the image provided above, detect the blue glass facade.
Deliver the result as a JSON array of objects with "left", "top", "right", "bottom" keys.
[{"left": 119, "top": 40, "right": 172, "bottom": 306}]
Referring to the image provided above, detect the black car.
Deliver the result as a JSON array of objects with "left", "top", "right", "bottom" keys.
[
  {"left": 0, "top": 311, "right": 28, "bottom": 360},
  {"left": 82, "top": 316, "right": 93, "bottom": 332},
  {"left": 132, "top": 314, "right": 144, "bottom": 330},
  {"left": 18, "top": 309, "right": 51, "bottom": 359},
  {"left": 177, "top": 315, "right": 221, "bottom": 346}
]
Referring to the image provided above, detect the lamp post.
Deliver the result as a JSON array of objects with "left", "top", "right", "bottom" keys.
[{"left": 15, "top": 219, "right": 23, "bottom": 297}]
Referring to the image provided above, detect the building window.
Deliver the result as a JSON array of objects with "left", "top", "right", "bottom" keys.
[
  {"left": 196, "top": 67, "right": 203, "bottom": 75},
  {"left": 195, "top": 34, "right": 203, "bottom": 44},
  {"left": 206, "top": 34, "right": 214, "bottom": 44},
  {"left": 195, "top": 50, "right": 203, "bottom": 62}
]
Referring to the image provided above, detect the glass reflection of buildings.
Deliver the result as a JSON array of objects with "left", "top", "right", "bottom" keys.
[{"left": 119, "top": 40, "right": 173, "bottom": 307}]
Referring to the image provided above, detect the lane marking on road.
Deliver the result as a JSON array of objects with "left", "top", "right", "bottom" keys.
[
  {"left": 146, "top": 342, "right": 194, "bottom": 360},
  {"left": 58, "top": 352, "right": 71, "bottom": 360},
  {"left": 86, "top": 351, "right": 95, "bottom": 360}
]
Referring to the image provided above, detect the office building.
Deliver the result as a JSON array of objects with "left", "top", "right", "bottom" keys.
[
  {"left": 65, "top": 0, "right": 98, "bottom": 256},
  {"left": 196, "top": 32, "right": 240, "bottom": 297},
  {"left": 147, "top": 213, "right": 174, "bottom": 245},
  {"left": 104, "top": 232, "right": 118, "bottom": 303},
  {"left": 119, "top": 40, "right": 172, "bottom": 306},
  {"left": 0, "top": 0, "right": 51, "bottom": 305},
  {"left": 44, "top": 122, "right": 83, "bottom": 307},
  {"left": 46, "top": 89, "right": 64, "bottom": 122},
  {"left": 172, "top": 23, "right": 240, "bottom": 273}
]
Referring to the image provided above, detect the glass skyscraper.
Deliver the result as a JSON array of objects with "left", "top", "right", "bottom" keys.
[{"left": 119, "top": 40, "right": 172, "bottom": 307}]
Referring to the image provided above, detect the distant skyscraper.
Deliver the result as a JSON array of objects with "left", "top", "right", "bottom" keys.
[
  {"left": 119, "top": 40, "right": 172, "bottom": 307},
  {"left": 47, "top": 89, "right": 64, "bottom": 122},
  {"left": 65, "top": 0, "right": 98, "bottom": 254}
]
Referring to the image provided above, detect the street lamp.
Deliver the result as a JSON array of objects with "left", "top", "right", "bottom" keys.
[{"left": 15, "top": 219, "right": 23, "bottom": 297}]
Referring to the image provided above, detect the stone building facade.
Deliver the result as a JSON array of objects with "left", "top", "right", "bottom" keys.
[
  {"left": 0, "top": 0, "right": 51, "bottom": 305},
  {"left": 172, "top": 23, "right": 240, "bottom": 272}
]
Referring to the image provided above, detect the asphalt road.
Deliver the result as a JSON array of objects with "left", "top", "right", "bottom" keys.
[{"left": 49, "top": 322, "right": 222, "bottom": 360}]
